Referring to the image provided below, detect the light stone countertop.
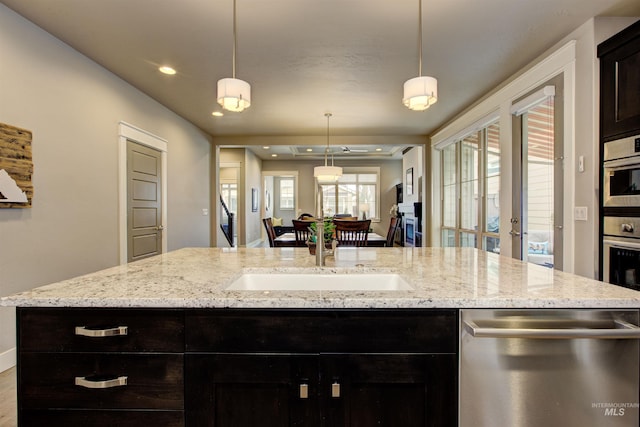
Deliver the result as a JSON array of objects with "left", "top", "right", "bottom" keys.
[{"left": 2, "top": 247, "right": 639, "bottom": 309}]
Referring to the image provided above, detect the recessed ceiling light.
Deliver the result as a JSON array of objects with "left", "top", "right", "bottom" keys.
[
  {"left": 375, "top": 148, "right": 383, "bottom": 152},
  {"left": 263, "top": 146, "right": 270, "bottom": 150},
  {"left": 306, "top": 148, "right": 313, "bottom": 152},
  {"left": 158, "top": 66, "right": 177, "bottom": 75},
  {"left": 271, "top": 154, "right": 278, "bottom": 157},
  {"left": 211, "top": 111, "right": 224, "bottom": 117}
]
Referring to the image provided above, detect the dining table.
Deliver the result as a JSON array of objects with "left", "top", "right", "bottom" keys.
[{"left": 274, "top": 232, "right": 387, "bottom": 247}]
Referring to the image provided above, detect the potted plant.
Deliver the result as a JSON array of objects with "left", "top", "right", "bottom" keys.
[{"left": 307, "top": 219, "right": 336, "bottom": 255}]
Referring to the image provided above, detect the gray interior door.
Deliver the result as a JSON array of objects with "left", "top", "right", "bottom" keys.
[{"left": 127, "top": 140, "right": 162, "bottom": 262}]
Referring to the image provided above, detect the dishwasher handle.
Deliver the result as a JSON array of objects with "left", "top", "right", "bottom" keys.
[{"left": 463, "top": 319, "right": 640, "bottom": 339}]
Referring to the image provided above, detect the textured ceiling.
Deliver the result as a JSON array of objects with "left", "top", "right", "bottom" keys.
[{"left": 2, "top": 0, "right": 639, "bottom": 140}]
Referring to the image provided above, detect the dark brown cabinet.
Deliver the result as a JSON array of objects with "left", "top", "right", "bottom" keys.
[
  {"left": 598, "top": 20, "right": 640, "bottom": 142},
  {"left": 185, "top": 309, "right": 458, "bottom": 427},
  {"left": 17, "top": 308, "right": 458, "bottom": 427},
  {"left": 17, "top": 308, "right": 185, "bottom": 427}
]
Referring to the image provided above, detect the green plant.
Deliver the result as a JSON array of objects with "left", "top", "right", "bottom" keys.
[{"left": 309, "top": 219, "right": 335, "bottom": 244}]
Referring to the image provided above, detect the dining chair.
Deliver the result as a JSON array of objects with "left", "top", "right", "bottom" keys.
[
  {"left": 334, "top": 219, "right": 371, "bottom": 247},
  {"left": 385, "top": 216, "right": 401, "bottom": 247},
  {"left": 263, "top": 218, "right": 278, "bottom": 247},
  {"left": 292, "top": 219, "right": 314, "bottom": 247}
]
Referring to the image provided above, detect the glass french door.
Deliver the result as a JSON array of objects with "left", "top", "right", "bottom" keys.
[{"left": 511, "top": 78, "right": 563, "bottom": 269}]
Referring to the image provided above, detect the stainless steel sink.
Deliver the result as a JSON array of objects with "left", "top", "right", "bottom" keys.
[{"left": 226, "top": 273, "right": 413, "bottom": 291}]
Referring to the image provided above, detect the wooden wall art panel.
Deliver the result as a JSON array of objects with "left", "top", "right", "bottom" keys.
[{"left": 0, "top": 123, "right": 33, "bottom": 208}]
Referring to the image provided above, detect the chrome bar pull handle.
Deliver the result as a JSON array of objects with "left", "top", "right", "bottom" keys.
[
  {"left": 299, "top": 383, "right": 309, "bottom": 399},
  {"left": 464, "top": 319, "right": 640, "bottom": 339},
  {"left": 75, "top": 375, "right": 128, "bottom": 389},
  {"left": 331, "top": 382, "right": 341, "bottom": 398},
  {"left": 75, "top": 326, "right": 128, "bottom": 337}
]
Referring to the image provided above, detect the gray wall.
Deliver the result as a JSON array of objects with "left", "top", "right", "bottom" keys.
[
  {"left": 0, "top": 4, "right": 211, "bottom": 367},
  {"left": 244, "top": 150, "right": 263, "bottom": 246}
]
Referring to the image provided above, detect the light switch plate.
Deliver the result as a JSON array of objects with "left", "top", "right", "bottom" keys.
[{"left": 574, "top": 206, "right": 587, "bottom": 221}]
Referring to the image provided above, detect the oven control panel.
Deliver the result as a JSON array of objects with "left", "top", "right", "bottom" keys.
[{"left": 604, "top": 217, "right": 640, "bottom": 239}]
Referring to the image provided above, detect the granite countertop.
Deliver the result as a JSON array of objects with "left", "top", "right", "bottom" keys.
[{"left": 2, "top": 247, "right": 639, "bottom": 309}]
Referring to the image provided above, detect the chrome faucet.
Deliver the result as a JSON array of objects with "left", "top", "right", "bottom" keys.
[{"left": 315, "top": 219, "right": 337, "bottom": 266}]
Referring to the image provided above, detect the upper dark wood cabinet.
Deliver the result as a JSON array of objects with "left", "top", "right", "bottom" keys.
[{"left": 598, "top": 20, "right": 640, "bottom": 142}]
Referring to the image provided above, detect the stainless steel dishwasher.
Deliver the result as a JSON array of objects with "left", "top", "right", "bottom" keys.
[{"left": 460, "top": 309, "right": 640, "bottom": 427}]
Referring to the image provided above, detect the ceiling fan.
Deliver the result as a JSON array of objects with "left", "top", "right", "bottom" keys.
[{"left": 341, "top": 146, "right": 369, "bottom": 153}]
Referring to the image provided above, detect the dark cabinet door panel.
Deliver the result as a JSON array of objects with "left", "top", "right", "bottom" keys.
[
  {"left": 20, "top": 353, "right": 184, "bottom": 410},
  {"left": 321, "top": 354, "right": 457, "bottom": 427},
  {"left": 186, "top": 354, "right": 318, "bottom": 427},
  {"left": 598, "top": 20, "right": 640, "bottom": 141},
  {"left": 186, "top": 309, "right": 457, "bottom": 353},
  {"left": 19, "top": 308, "right": 184, "bottom": 352}
]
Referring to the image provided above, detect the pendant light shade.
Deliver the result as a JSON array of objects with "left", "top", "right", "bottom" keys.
[
  {"left": 314, "top": 113, "right": 343, "bottom": 183},
  {"left": 403, "top": 0, "right": 438, "bottom": 111},
  {"left": 314, "top": 165, "right": 343, "bottom": 183},
  {"left": 217, "top": 0, "right": 251, "bottom": 113},
  {"left": 217, "top": 78, "right": 251, "bottom": 112},
  {"left": 403, "top": 76, "right": 437, "bottom": 111}
]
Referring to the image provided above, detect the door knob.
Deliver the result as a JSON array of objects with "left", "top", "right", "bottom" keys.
[{"left": 509, "top": 230, "right": 520, "bottom": 236}]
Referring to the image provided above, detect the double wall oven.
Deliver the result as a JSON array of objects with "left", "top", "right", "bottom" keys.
[{"left": 602, "top": 135, "right": 640, "bottom": 289}]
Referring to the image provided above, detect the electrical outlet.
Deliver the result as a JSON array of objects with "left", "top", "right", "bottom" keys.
[
  {"left": 574, "top": 206, "right": 587, "bottom": 221},
  {"left": 202, "top": 208, "right": 209, "bottom": 216}
]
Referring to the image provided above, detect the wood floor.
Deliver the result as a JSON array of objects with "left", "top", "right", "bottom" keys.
[{"left": 0, "top": 368, "right": 17, "bottom": 427}]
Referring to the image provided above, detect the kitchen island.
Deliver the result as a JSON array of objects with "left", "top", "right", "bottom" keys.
[
  {"left": 3, "top": 247, "right": 639, "bottom": 427},
  {"left": 3, "top": 247, "right": 640, "bottom": 308}
]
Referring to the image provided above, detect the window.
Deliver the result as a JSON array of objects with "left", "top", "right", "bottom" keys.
[
  {"left": 441, "top": 144, "right": 457, "bottom": 246},
  {"left": 484, "top": 122, "right": 501, "bottom": 253},
  {"left": 319, "top": 169, "right": 380, "bottom": 220},
  {"left": 220, "top": 183, "right": 237, "bottom": 213},
  {"left": 460, "top": 132, "right": 479, "bottom": 248},
  {"left": 279, "top": 178, "right": 294, "bottom": 210},
  {"left": 440, "top": 121, "right": 500, "bottom": 252}
]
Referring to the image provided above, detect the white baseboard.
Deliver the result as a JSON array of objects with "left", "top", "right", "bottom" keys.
[{"left": 0, "top": 347, "right": 16, "bottom": 373}]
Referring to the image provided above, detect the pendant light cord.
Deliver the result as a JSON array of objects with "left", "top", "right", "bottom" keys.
[
  {"left": 232, "top": 0, "right": 237, "bottom": 79},
  {"left": 325, "top": 113, "right": 333, "bottom": 167},
  {"left": 418, "top": 0, "right": 423, "bottom": 77}
]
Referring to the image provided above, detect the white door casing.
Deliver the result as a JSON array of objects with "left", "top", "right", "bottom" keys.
[{"left": 118, "top": 121, "right": 167, "bottom": 265}]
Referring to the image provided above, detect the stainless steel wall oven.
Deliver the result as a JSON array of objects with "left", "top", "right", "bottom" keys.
[
  {"left": 603, "top": 135, "right": 640, "bottom": 207},
  {"left": 603, "top": 216, "right": 640, "bottom": 290}
]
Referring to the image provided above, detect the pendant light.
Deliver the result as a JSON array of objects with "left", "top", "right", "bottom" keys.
[
  {"left": 314, "top": 113, "right": 343, "bottom": 183},
  {"left": 217, "top": 0, "right": 251, "bottom": 112},
  {"left": 403, "top": 0, "right": 437, "bottom": 111}
]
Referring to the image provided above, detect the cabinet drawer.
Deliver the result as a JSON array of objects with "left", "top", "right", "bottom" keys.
[
  {"left": 20, "top": 410, "right": 184, "bottom": 427},
  {"left": 20, "top": 353, "right": 184, "bottom": 410},
  {"left": 186, "top": 309, "right": 457, "bottom": 353},
  {"left": 19, "top": 308, "right": 184, "bottom": 352}
]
